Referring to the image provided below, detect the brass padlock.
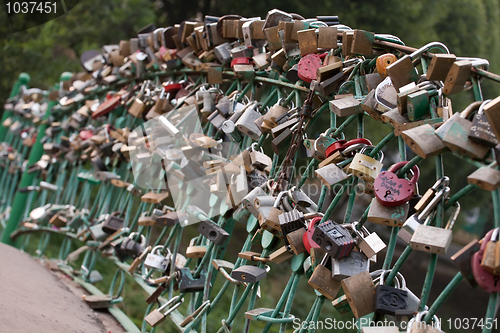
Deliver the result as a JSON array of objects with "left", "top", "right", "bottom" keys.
[
  {"left": 426, "top": 53, "right": 456, "bottom": 81},
  {"left": 145, "top": 296, "right": 184, "bottom": 327},
  {"left": 468, "top": 99, "right": 499, "bottom": 148},
  {"left": 467, "top": 167, "right": 500, "bottom": 191},
  {"left": 341, "top": 270, "right": 376, "bottom": 319},
  {"left": 401, "top": 124, "right": 447, "bottom": 159},
  {"left": 186, "top": 238, "right": 208, "bottom": 258},
  {"left": 480, "top": 228, "right": 500, "bottom": 276},
  {"left": 297, "top": 28, "right": 317, "bottom": 56},
  {"left": 367, "top": 198, "right": 409, "bottom": 227},
  {"left": 348, "top": 146, "right": 384, "bottom": 182},
  {"left": 387, "top": 42, "right": 449, "bottom": 92},
  {"left": 443, "top": 59, "right": 471, "bottom": 95},
  {"left": 308, "top": 254, "right": 342, "bottom": 300},
  {"left": 258, "top": 192, "right": 286, "bottom": 236}
]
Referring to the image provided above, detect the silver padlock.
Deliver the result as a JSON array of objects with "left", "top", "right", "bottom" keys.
[
  {"left": 235, "top": 104, "right": 263, "bottom": 140},
  {"left": 331, "top": 250, "right": 370, "bottom": 281},
  {"left": 144, "top": 245, "right": 172, "bottom": 271},
  {"left": 398, "top": 186, "right": 449, "bottom": 244},
  {"left": 353, "top": 223, "right": 387, "bottom": 259},
  {"left": 242, "top": 186, "right": 267, "bottom": 218},
  {"left": 410, "top": 202, "right": 460, "bottom": 255}
]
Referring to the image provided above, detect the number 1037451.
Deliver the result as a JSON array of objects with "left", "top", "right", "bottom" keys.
[
  {"left": 447, "top": 318, "right": 497, "bottom": 330},
  {"left": 6, "top": 2, "right": 57, "bottom": 14}
]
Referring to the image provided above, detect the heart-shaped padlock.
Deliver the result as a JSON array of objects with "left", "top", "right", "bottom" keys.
[
  {"left": 374, "top": 162, "right": 420, "bottom": 207},
  {"left": 303, "top": 217, "right": 322, "bottom": 254},
  {"left": 471, "top": 229, "right": 500, "bottom": 293}
]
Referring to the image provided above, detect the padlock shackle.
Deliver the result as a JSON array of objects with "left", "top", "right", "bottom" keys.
[
  {"left": 387, "top": 162, "right": 420, "bottom": 184},
  {"left": 408, "top": 311, "right": 441, "bottom": 332},
  {"left": 445, "top": 202, "right": 460, "bottom": 230},
  {"left": 478, "top": 99, "right": 493, "bottom": 115},
  {"left": 430, "top": 176, "right": 450, "bottom": 191},
  {"left": 409, "top": 42, "right": 450, "bottom": 60},
  {"left": 460, "top": 101, "right": 482, "bottom": 119},
  {"left": 418, "top": 187, "right": 450, "bottom": 221}
]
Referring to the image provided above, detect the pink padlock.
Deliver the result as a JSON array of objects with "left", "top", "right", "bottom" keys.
[
  {"left": 471, "top": 229, "right": 500, "bottom": 293},
  {"left": 374, "top": 162, "right": 420, "bottom": 207}
]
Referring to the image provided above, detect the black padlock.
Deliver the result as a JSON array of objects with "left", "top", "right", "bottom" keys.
[
  {"left": 99, "top": 140, "right": 116, "bottom": 156},
  {"left": 312, "top": 220, "right": 355, "bottom": 259},
  {"left": 374, "top": 271, "right": 408, "bottom": 315},
  {"left": 178, "top": 268, "right": 208, "bottom": 293},
  {"left": 197, "top": 220, "right": 229, "bottom": 245},
  {"left": 102, "top": 212, "right": 124, "bottom": 234},
  {"left": 231, "top": 265, "right": 268, "bottom": 283},
  {"left": 279, "top": 209, "right": 306, "bottom": 248}
]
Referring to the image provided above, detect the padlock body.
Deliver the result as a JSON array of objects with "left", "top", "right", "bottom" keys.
[
  {"left": 308, "top": 264, "right": 342, "bottom": 300},
  {"left": 367, "top": 198, "right": 409, "bottom": 227},
  {"left": 331, "top": 251, "right": 369, "bottom": 281},
  {"left": 375, "top": 284, "right": 408, "bottom": 315},
  {"left": 410, "top": 225, "right": 452, "bottom": 255},
  {"left": 348, "top": 153, "right": 383, "bottom": 182}
]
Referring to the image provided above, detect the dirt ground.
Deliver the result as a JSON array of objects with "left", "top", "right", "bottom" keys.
[{"left": 0, "top": 242, "right": 125, "bottom": 333}]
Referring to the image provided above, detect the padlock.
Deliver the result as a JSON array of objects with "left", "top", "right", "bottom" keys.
[
  {"left": 451, "top": 240, "right": 480, "bottom": 288},
  {"left": 231, "top": 265, "right": 269, "bottom": 283},
  {"left": 413, "top": 177, "right": 449, "bottom": 214},
  {"left": 426, "top": 53, "right": 457, "bottom": 81},
  {"left": 435, "top": 101, "right": 489, "bottom": 160},
  {"left": 468, "top": 99, "right": 499, "bottom": 148},
  {"left": 398, "top": 186, "right": 449, "bottom": 244},
  {"left": 312, "top": 220, "right": 355, "bottom": 259},
  {"left": 263, "top": 100, "right": 289, "bottom": 127},
  {"left": 472, "top": 229, "right": 500, "bottom": 292},
  {"left": 443, "top": 60, "right": 472, "bottom": 95},
  {"left": 386, "top": 42, "right": 449, "bottom": 92},
  {"left": 480, "top": 228, "right": 500, "bottom": 276},
  {"left": 156, "top": 211, "right": 188, "bottom": 226},
  {"left": 348, "top": 146, "right": 384, "bottom": 182},
  {"left": 145, "top": 296, "right": 184, "bottom": 327},
  {"left": 115, "top": 232, "right": 146, "bottom": 261},
  {"left": 242, "top": 186, "right": 267, "bottom": 218},
  {"left": 467, "top": 167, "right": 500, "bottom": 191},
  {"left": 197, "top": 219, "right": 229, "bottom": 245},
  {"left": 331, "top": 250, "right": 370, "bottom": 281},
  {"left": 354, "top": 224, "right": 387, "bottom": 258},
  {"left": 177, "top": 267, "right": 208, "bottom": 293},
  {"left": 351, "top": 29, "right": 374, "bottom": 56},
  {"left": 375, "top": 270, "right": 408, "bottom": 315},
  {"left": 102, "top": 212, "right": 124, "bottom": 234},
  {"left": 341, "top": 271, "right": 376, "bottom": 319},
  {"left": 235, "top": 104, "right": 262, "bottom": 140},
  {"left": 258, "top": 191, "right": 286, "bottom": 236},
  {"left": 82, "top": 294, "right": 120, "bottom": 309},
  {"left": 303, "top": 217, "right": 323, "bottom": 254},
  {"left": 308, "top": 254, "right": 342, "bottom": 300},
  {"left": 407, "top": 88, "right": 438, "bottom": 121},
  {"left": 279, "top": 209, "right": 306, "bottom": 249},
  {"left": 144, "top": 246, "right": 171, "bottom": 271},
  {"left": 315, "top": 163, "right": 350, "bottom": 189},
  {"left": 297, "top": 28, "right": 318, "bottom": 56},
  {"left": 483, "top": 95, "right": 500, "bottom": 141},
  {"left": 410, "top": 202, "right": 460, "bottom": 255},
  {"left": 249, "top": 144, "right": 272, "bottom": 170},
  {"left": 186, "top": 238, "right": 208, "bottom": 258},
  {"left": 128, "top": 246, "right": 152, "bottom": 273},
  {"left": 269, "top": 246, "right": 294, "bottom": 264},
  {"left": 329, "top": 96, "right": 364, "bottom": 117},
  {"left": 376, "top": 54, "right": 398, "bottom": 77},
  {"left": 374, "top": 162, "right": 420, "bottom": 207},
  {"left": 401, "top": 124, "right": 448, "bottom": 159}
]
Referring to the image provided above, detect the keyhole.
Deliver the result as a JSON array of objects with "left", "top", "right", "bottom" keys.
[{"left": 384, "top": 190, "right": 392, "bottom": 198}]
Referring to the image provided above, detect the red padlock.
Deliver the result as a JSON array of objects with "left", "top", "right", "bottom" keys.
[
  {"left": 374, "top": 162, "right": 420, "bottom": 207},
  {"left": 324, "top": 140, "right": 347, "bottom": 158},
  {"left": 297, "top": 54, "right": 322, "bottom": 83},
  {"left": 80, "top": 130, "right": 94, "bottom": 141},
  {"left": 303, "top": 217, "right": 322, "bottom": 254},
  {"left": 231, "top": 57, "right": 252, "bottom": 68},
  {"left": 163, "top": 83, "right": 183, "bottom": 94},
  {"left": 91, "top": 95, "right": 121, "bottom": 119},
  {"left": 472, "top": 229, "right": 500, "bottom": 293}
]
